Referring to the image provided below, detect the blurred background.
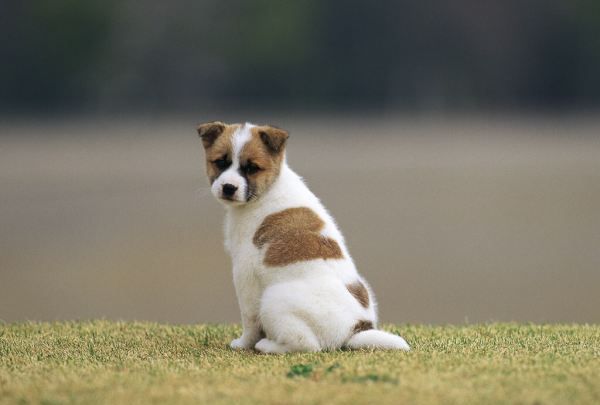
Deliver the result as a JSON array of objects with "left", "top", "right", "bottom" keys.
[{"left": 1, "top": 0, "right": 599, "bottom": 324}]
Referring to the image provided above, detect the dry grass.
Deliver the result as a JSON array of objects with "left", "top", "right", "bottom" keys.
[{"left": 1, "top": 321, "right": 599, "bottom": 404}]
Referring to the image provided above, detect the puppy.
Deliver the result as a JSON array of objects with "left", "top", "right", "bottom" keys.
[{"left": 197, "top": 121, "right": 410, "bottom": 353}]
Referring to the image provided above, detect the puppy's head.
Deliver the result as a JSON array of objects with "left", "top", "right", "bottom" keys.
[{"left": 197, "top": 121, "right": 288, "bottom": 206}]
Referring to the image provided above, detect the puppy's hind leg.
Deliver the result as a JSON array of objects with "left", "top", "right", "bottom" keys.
[
  {"left": 256, "top": 316, "right": 321, "bottom": 354},
  {"left": 258, "top": 282, "right": 322, "bottom": 353},
  {"left": 254, "top": 338, "right": 287, "bottom": 354}
]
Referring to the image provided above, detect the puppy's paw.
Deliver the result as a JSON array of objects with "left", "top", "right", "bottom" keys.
[
  {"left": 230, "top": 337, "right": 253, "bottom": 350},
  {"left": 254, "top": 338, "right": 286, "bottom": 354}
]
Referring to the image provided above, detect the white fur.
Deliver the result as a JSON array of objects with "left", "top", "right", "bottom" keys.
[{"left": 215, "top": 124, "right": 410, "bottom": 353}]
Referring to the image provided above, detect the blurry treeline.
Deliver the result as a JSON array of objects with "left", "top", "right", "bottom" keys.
[{"left": 1, "top": 0, "right": 600, "bottom": 113}]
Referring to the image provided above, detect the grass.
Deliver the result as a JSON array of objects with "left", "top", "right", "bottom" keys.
[{"left": 0, "top": 322, "right": 599, "bottom": 404}]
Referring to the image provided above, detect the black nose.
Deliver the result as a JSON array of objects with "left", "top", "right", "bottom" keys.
[{"left": 222, "top": 184, "right": 238, "bottom": 197}]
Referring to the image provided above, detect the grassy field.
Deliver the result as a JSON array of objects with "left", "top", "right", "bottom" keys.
[{"left": 0, "top": 322, "right": 598, "bottom": 404}]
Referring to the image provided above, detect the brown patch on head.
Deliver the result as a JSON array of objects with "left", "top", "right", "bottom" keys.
[
  {"left": 197, "top": 121, "right": 240, "bottom": 184},
  {"left": 347, "top": 281, "right": 370, "bottom": 308},
  {"left": 197, "top": 121, "right": 226, "bottom": 148},
  {"left": 238, "top": 125, "right": 288, "bottom": 201},
  {"left": 353, "top": 320, "right": 374, "bottom": 334},
  {"left": 257, "top": 125, "right": 288, "bottom": 154},
  {"left": 253, "top": 207, "right": 344, "bottom": 266}
]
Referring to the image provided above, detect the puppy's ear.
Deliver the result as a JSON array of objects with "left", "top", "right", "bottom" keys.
[
  {"left": 197, "top": 121, "right": 226, "bottom": 148},
  {"left": 258, "top": 126, "right": 289, "bottom": 154}
]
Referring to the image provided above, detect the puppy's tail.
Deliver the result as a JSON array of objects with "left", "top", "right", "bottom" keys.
[{"left": 346, "top": 328, "right": 410, "bottom": 351}]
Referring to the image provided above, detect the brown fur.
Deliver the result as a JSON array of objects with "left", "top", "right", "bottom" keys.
[
  {"left": 257, "top": 125, "right": 288, "bottom": 154},
  {"left": 197, "top": 121, "right": 226, "bottom": 148},
  {"left": 240, "top": 126, "right": 287, "bottom": 201},
  {"left": 198, "top": 123, "right": 239, "bottom": 184},
  {"left": 353, "top": 320, "right": 374, "bottom": 334},
  {"left": 197, "top": 122, "right": 287, "bottom": 197},
  {"left": 347, "top": 281, "right": 370, "bottom": 308},
  {"left": 253, "top": 207, "right": 344, "bottom": 267}
]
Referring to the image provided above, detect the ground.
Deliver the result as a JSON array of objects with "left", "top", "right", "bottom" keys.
[{"left": 0, "top": 322, "right": 598, "bottom": 404}]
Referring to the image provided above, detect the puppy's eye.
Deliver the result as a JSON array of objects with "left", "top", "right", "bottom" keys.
[
  {"left": 242, "top": 162, "right": 261, "bottom": 175},
  {"left": 213, "top": 156, "right": 231, "bottom": 170}
]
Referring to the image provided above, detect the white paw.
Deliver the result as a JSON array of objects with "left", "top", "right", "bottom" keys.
[
  {"left": 254, "top": 338, "right": 286, "bottom": 354},
  {"left": 230, "top": 337, "right": 253, "bottom": 350}
]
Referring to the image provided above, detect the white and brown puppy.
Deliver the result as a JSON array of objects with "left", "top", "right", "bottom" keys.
[{"left": 197, "top": 121, "right": 410, "bottom": 353}]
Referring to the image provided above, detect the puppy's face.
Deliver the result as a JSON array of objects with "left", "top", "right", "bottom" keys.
[{"left": 198, "top": 122, "right": 288, "bottom": 206}]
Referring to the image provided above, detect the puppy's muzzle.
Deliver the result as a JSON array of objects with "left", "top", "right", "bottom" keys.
[{"left": 222, "top": 183, "right": 238, "bottom": 199}]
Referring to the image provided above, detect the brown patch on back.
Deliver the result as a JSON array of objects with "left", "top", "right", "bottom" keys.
[
  {"left": 253, "top": 207, "right": 344, "bottom": 267},
  {"left": 347, "top": 281, "right": 370, "bottom": 308},
  {"left": 353, "top": 320, "right": 374, "bottom": 334}
]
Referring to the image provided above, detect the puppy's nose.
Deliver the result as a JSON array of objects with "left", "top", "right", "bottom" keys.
[{"left": 222, "top": 183, "right": 238, "bottom": 198}]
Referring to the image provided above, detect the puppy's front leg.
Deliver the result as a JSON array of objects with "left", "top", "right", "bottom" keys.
[{"left": 230, "top": 267, "right": 262, "bottom": 350}]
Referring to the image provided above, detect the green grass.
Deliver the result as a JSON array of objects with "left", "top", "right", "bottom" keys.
[{"left": 1, "top": 322, "right": 598, "bottom": 404}]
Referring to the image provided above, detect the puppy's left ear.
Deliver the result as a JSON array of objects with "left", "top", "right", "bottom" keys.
[
  {"left": 197, "top": 121, "right": 226, "bottom": 148},
  {"left": 258, "top": 126, "right": 289, "bottom": 154}
]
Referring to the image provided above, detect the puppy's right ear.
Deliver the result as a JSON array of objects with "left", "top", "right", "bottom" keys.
[{"left": 197, "top": 121, "right": 226, "bottom": 148}]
